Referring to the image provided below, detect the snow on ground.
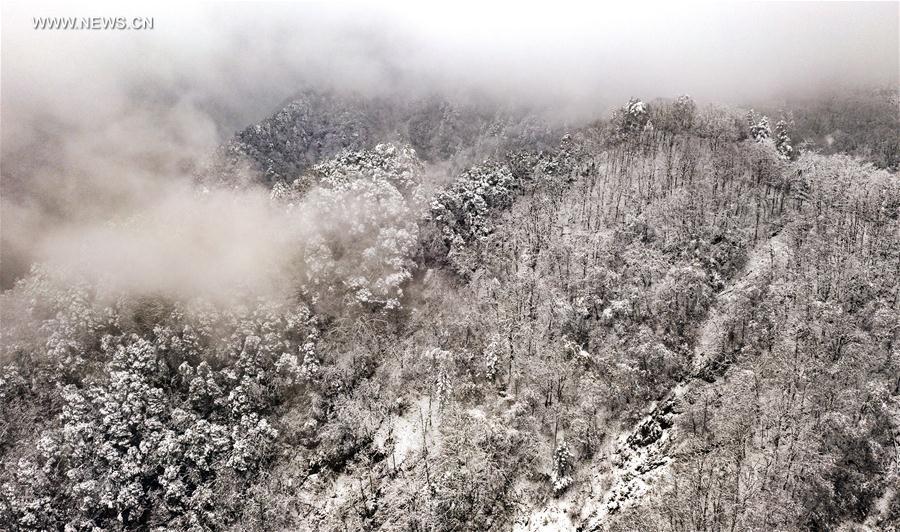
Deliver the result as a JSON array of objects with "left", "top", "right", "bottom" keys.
[
  {"left": 515, "top": 504, "right": 577, "bottom": 532},
  {"left": 374, "top": 395, "right": 441, "bottom": 470},
  {"left": 291, "top": 395, "right": 442, "bottom": 529},
  {"left": 578, "top": 230, "right": 792, "bottom": 530},
  {"left": 691, "top": 230, "right": 790, "bottom": 373}
]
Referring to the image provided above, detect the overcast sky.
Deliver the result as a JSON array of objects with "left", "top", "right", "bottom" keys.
[{"left": 3, "top": 1, "right": 898, "bottom": 142}]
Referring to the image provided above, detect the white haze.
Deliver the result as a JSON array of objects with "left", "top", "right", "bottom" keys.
[{"left": 1, "top": 1, "right": 897, "bottom": 296}]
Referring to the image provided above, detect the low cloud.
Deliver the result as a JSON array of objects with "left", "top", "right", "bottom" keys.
[{"left": 2, "top": 1, "right": 897, "bottom": 291}]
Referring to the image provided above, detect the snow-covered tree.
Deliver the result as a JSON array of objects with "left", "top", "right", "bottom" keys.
[
  {"left": 615, "top": 98, "right": 651, "bottom": 136},
  {"left": 671, "top": 94, "right": 697, "bottom": 131},
  {"left": 551, "top": 443, "right": 575, "bottom": 494},
  {"left": 291, "top": 144, "right": 423, "bottom": 311},
  {"left": 747, "top": 110, "right": 771, "bottom": 141},
  {"left": 774, "top": 119, "right": 795, "bottom": 160},
  {"left": 429, "top": 162, "right": 516, "bottom": 275},
  {"left": 0, "top": 285, "right": 319, "bottom": 529}
]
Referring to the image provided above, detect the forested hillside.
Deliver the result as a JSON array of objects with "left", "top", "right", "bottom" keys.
[
  {"left": 774, "top": 88, "right": 900, "bottom": 172},
  {"left": 1, "top": 91, "right": 898, "bottom": 532},
  {"left": 200, "top": 90, "right": 560, "bottom": 189}
]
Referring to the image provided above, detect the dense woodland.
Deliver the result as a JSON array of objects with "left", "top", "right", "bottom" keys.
[{"left": 1, "top": 89, "right": 898, "bottom": 531}]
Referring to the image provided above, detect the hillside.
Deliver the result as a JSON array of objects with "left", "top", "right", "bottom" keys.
[
  {"left": 1, "top": 92, "right": 898, "bottom": 532},
  {"left": 198, "top": 90, "right": 560, "bottom": 189}
]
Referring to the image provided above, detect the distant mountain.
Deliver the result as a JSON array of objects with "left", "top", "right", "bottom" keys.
[{"left": 199, "top": 89, "right": 560, "bottom": 188}]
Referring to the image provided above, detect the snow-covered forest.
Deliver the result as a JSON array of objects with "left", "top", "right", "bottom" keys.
[{"left": 1, "top": 3, "right": 898, "bottom": 531}]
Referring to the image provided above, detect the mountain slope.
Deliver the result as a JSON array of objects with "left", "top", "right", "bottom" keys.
[{"left": 2, "top": 94, "right": 898, "bottom": 532}]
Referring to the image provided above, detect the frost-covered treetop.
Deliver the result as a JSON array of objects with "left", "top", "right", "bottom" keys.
[
  {"left": 614, "top": 98, "right": 652, "bottom": 136},
  {"left": 273, "top": 143, "right": 424, "bottom": 202},
  {"left": 269, "top": 144, "right": 425, "bottom": 312},
  {"left": 747, "top": 109, "right": 772, "bottom": 142},
  {"left": 628, "top": 99, "right": 647, "bottom": 116},
  {"left": 312, "top": 143, "right": 423, "bottom": 194}
]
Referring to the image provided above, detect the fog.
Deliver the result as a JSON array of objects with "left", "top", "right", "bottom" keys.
[{"left": 1, "top": 1, "right": 897, "bottom": 294}]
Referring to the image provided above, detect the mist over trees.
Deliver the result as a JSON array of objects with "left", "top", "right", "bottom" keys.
[
  {"left": 1, "top": 3, "right": 899, "bottom": 531},
  {"left": 2, "top": 86, "right": 898, "bottom": 531}
]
